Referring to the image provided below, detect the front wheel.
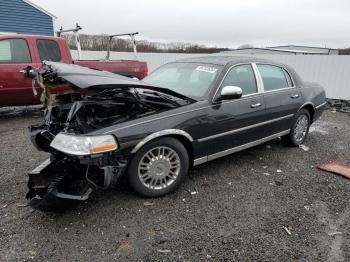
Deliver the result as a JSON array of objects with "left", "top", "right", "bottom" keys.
[
  {"left": 127, "top": 137, "right": 189, "bottom": 197},
  {"left": 282, "top": 109, "right": 311, "bottom": 146}
]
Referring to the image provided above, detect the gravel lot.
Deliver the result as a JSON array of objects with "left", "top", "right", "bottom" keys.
[{"left": 0, "top": 107, "right": 349, "bottom": 261}]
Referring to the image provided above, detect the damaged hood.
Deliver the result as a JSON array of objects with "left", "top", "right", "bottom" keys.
[{"left": 41, "top": 61, "right": 194, "bottom": 101}]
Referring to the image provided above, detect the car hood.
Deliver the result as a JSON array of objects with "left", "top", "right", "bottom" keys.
[{"left": 42, "top": 61, "right": 194, "bottom": 101}]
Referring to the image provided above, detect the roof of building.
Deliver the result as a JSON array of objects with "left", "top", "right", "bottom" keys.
[
  {"left": 222, "top": 47, "right": 325, "bottom": 55},
  {"left": 174, "top": 55, "right": 276, "bottom": 66},
  {"left": 22, "top": 0, "right": 57, "bottom": 19},
  {"left": 267, "top": 44, "right": 336, "bottom": 51}
]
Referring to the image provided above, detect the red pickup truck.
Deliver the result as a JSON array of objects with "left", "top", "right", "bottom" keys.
[{"left": 0, "top": 34, "right": 148, "bottom": 106}]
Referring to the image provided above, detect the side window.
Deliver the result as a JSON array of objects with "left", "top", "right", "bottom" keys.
[
  {"left": 257, "top": 65, "right": 289, "bottom": 91},
  {"left": 0, "top": 39, "right": 31, "bottom": 64},
  {"left": 37, "top": 40, "right": 61, "bottom": 62},
  {"left": 221, "top": 64, "right": 257, "bottom": 96}
]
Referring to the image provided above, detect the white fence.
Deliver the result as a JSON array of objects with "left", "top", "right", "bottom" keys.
[{"left": 71, "top": 50, "right": 350, "bottom": 100}]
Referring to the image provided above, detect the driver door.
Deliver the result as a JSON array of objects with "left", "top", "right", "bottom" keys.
[{"left": 201, "top": 64, "right": 266, "bottom": 157}]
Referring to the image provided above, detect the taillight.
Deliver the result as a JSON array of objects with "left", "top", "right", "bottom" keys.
[{"left": 141, "top": 66, "right": 148, "bottom": 79}]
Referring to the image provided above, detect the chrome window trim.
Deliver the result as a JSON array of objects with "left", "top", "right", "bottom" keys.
[
  {"left": 193, "top": 129, "right": 291, "bottom": 166},
  {"left": 197, "top": 114, "right": 294, "bottom": 142}
]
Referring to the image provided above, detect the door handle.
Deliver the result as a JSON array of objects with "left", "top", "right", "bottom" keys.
[
  {"left": 251, "top": 102, "right": 262, "bottom": 108},
  {"left": 291, "top": 94, "right": 299, "bottom": 99}
]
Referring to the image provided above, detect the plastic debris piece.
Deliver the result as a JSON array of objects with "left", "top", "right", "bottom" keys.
[
  {"left": 318, "top": 161, "right": 350, "bottom": 179},
  {"left": 266, "top": 145, "right": 271, "bottom": 149},
  {"left": 190, "top": 191, "right": 198, "bottom": 195},
  {"left": 276, "top": 169, "right": 283, "bottom": 173},
  {"left": 304, "top": 205, "right": 310, "bottom": 211},
  {"left": 263, "top": 166, "right": 268, "bottom": 169},
  {"left": 17, "top": 203, "right": 29, "bottom": 207},
  {"left": 158, "top": 249, "right": 171, "bottom": 253},
  {"left": 283, "top": 226, "right": 292, "bottom": 235},
  {"left": 2, "top": 204, "right": 7, "bottom": 208},
  {"left": 299, "top": 144, "right": 310, "bottom": 151},
  {"left": 143, "top": 202, "right": 154, "bottom": 206},
  {"left": 328, "top": 232, "right": 343, "bottom": 236},
  {"left": 263, "top": 172, "right": 270, "bottom": 176}
]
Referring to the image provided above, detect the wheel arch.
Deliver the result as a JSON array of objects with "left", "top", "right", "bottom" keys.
[
  {"left": 299, "top": 103, "right": 315, "bottom": 123},
  {"left": 130, "top": 129, "right": 194, "bottom": 159}
]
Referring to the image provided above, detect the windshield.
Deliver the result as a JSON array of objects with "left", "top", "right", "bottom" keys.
[{"left": 143, "top": 62, "right": 222, "bottom": 99}]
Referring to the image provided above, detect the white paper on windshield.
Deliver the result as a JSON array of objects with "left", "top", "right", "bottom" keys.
[{"left": 195, "top": 66, "right": 218, "bottom": 74}]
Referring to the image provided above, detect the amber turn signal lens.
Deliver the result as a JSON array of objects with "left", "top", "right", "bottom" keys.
[{"left": 91, "top": 144, "right": 118, "bottom": 153}]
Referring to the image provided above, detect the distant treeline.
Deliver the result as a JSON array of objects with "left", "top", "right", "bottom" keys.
[
  {"left": 62, "top": 33, "right": 230, "bottom": 53},
  {"left": 339, "top": 48, "right": 350, "bottom": 55}
]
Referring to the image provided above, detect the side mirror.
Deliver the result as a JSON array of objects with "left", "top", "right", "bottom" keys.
[
  {"left": 20, "top": 65, "right": 36, "bottom": 79},
  {"left": 217, "top": 86, "right": 242, "bottom": 101}
]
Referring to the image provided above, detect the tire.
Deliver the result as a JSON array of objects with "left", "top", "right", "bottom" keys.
[
  {"left": 282, "top": 109, "right": 311, "bottom": 146},
  {"left": 127, "top": 137, "right": 189, "bottom": 197}
]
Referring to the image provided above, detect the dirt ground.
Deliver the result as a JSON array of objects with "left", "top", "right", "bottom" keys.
[{"left": 0, "top": 108, "right": 349, "bottom": 261}]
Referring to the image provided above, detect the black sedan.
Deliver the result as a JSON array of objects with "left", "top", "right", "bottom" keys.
[{"left": 26, "top": 56, "right": 326, "bottom": 211}]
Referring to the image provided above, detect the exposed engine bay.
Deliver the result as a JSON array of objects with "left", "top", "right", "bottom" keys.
[{"left": 26, "top": 62, "right": 192, "bottom": 211}]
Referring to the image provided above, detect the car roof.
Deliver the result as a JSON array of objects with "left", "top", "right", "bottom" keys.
[{"left": 173, "top": 55, "right": 280, "bottom": 66}]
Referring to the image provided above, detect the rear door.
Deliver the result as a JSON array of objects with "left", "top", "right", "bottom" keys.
[
  {"left": 201, "top": 64, "right": 266, "bottom": 157},
  {"left": 0, "top": 38, "right": 40, "bottom": 106},
  {"left": 256, "top": 64, "right": 302, "bottom": 136}
]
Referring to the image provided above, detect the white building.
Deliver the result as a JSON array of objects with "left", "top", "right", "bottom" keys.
[{"left": 221, "top": 45, "right": 339, "bottom": 55}]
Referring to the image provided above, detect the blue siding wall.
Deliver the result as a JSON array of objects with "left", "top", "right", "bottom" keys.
[{"left": 0, "top": 0, "right": 54, "bottom": 35}]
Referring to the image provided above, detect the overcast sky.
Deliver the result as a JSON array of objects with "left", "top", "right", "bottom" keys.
[{"left": 31, "top": 0, "right": 350, "bottom": 48}]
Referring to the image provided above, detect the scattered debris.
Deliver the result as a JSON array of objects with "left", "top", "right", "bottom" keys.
[
  {"left": 2, "top": 204, "right": 8, "bottom": 208},
  {"left": 263, "top": 166, "right": 268, "bottom": 169},
  {"left": 228, "top": 182, "right": 232, "bottom": 185},
  {"left": 263, "top": 172, "right": 270, "bottom": 176},
  {"left": 299, "top": 144, "right": 310, "bottom": 151},
  {"left": 304, "top": 205, "right": 310, "bottom": 211},
  {"left": 17, "top": 203, "right": 29, "bottom": 207},
  {"left": 190, "top": 191, "right": 198, "bottom": 195},
  {"left": 207, "top": 254, "right": 212, "bottom": 258},
  {"left": 143, "top": 202, "right": 154, "bottom": 206},
  {"left": 157, "top": 249, "right": 171, "bottom": 253},
  {"left": 275, "top": 180, "right": 283, "bottom": 186},
  {"left": 328, "top": 232, "right": 343, "bottom": 236},
  {"left": 269, "top": 182, "right": 276, "bottom": 186},
  {"left": 327, "top": 99, "right": 350, "bottom": 114},
  {"left": 318, "top": 161, "right": 350, "bottom": 179},
  {"left": 276, "top": 169, "right": 283, "bottom": 173},
  {"left": 283, "top": 226, "right": 292, "bottom": 235}
]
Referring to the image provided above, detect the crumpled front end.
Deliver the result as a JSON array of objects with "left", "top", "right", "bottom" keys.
[
  {"left": 27, "top": 150, "right": 128, "bottom": 212},
  {"left": 25, "top": 61, "right": 191, "bottom": 211}
]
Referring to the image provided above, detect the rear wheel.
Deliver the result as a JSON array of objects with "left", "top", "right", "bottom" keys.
[
  {"left": 282, "top": 109, "right": 311, "bottom": 146},
  {"left": 128, "top": 137, "right": 189, "bottom": 197}
]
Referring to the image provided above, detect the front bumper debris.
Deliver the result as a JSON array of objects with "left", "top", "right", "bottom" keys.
[{"left": 26, "top": 156, "right": 127, "bottom": 212}]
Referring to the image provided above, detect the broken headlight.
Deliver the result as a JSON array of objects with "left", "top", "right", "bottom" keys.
[{"left": 50, "top": 133, "right": 118, "bottom": 156}]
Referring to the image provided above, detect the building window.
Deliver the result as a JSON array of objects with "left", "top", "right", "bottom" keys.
[
  {"left": 37, "top": 40, "right": 61, "bottom": 62},
  {"left": 0, "top": 39, "right": 31, "bottom": 64}
]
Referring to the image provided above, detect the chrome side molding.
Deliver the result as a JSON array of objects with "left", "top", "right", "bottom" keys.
[
  {"left": 197, "top": 114, "right": 293, "bottom": 142},
  {"left": 193, "top": 129, "right": 290, "bottom": 166}
]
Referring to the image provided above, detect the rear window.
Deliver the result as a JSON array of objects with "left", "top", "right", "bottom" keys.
[
  {"left": 0, "top": 39, "right": 31, "bottom": 64},
  {"left": 257, "top": 64, "right": 289, "bottom": 91},
  {"left": 37, "top": 40, "right": 61, "bottom": 62}
]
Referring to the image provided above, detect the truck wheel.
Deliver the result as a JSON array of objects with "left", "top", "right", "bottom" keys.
[
  {"left": 282, "top": 109, "right": 311, "bottom": 146},
  {"left": 128, "top": 137, "right": 189, "bottom": 197}
]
